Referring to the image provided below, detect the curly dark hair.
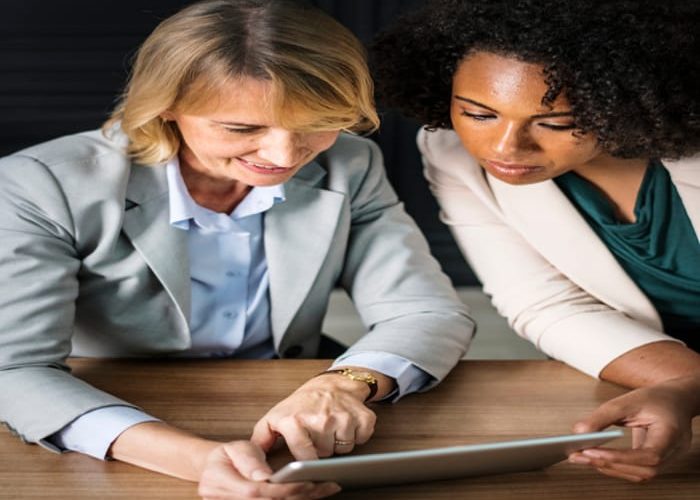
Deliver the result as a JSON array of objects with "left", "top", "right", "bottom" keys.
[{"left": 373, "top": 0, "right": 700, "bottom": 159}]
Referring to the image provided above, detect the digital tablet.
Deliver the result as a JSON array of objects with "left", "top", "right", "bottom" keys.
[{"left": 269, "top": 429, "right": 623, "bottom": 488}]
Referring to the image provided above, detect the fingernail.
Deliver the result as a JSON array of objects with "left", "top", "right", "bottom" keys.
[
  {"left": 251, "top": 469, "right": 270, "bottom": 481},
  {"left": 582, "top": 450, "right": 602, "bottom": 459}
]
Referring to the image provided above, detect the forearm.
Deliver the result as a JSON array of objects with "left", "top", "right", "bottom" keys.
[
  {"left": 108, "top": 421, "right": 221, "bottom": 481},
  {"left": 599, "top": 340, "right": 700, "bottom": 389}
]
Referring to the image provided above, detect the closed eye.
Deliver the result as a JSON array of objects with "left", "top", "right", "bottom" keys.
[
  {"left": 460, "top": 110, "right": 496, "bottom": 121},
  {"left": 538, "top": 123, "right": 577, "bottom": 131},
  {"left": 223, "top": 126, "right": 263, "bottom": 134}
]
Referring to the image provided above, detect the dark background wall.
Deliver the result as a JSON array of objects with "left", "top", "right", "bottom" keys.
[{"left": 0, "top": 0, "right": 477, "bottom": 285}]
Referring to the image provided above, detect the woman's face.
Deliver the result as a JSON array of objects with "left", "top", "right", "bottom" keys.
[
  {"left": 450, "top": 51, "right": 603, "bottom": 185},
  {"left": 165, "top": 77, "right": 340, "bottom": 187}
]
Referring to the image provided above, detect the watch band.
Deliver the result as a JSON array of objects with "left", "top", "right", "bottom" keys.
[{"left": 319, "top": 368, "right": 378, "bottom": 402}]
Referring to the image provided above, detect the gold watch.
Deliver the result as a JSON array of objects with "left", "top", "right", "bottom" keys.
[{"left": 320, "top": 368, "right": 378, "bottom": 402}]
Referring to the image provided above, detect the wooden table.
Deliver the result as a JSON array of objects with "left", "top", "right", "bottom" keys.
[{"left": 1, "top": 360, "right": 698, "bottom": 499}]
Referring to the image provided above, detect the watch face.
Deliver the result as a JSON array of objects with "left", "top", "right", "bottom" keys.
[
  {"left": 351, "top": 371, "right": 377, "bottom": 384},
  {"left": 329, "top": 369, "right": 378, "bottom": 402},
  {"left": 338, "top": 369, "right": 377, "bottom": 384}
]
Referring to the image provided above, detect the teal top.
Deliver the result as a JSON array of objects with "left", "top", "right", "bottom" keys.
[{"left": 555, "top": 162, "right": 700, "bottom": 352}]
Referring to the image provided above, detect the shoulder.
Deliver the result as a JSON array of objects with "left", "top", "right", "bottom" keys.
[
  {"left": 0, "top": 130, "right": 135, "bottom": 218},
  {"left": 417, "top": 128, "right": 490, "bottom": 200},
  {"left": 664, "top": 154, "right": 700, "bottom": 227},
  {"left": 663, "top": 154, "right": 700, "bottom": 196},
  {"left": 417, "top": 127, "right": 462, "bottom": 157},
  {"left": 302, "top": 132, "right": 387, "bottom": 195},
  {"left": 315, "top": 132, "right": 380, "bottom": 173},
  {"left": 1, "top": 129, "right": 130, "bottom": 174},
  {"left": 664, "top": 154, "right": 700, "bottom": 176},
  {"left": 0, "top": 129, "right": 133, "bottom": 195},
  {"left": 417, "top": 128, "right": 481, "bottom": 175}
]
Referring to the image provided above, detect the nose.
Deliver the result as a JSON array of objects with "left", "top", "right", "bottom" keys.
[
  {"left": 258, "top": 129, "right": 307, "bottom": 168},
  {"left": 492, "top": 121, "right": 536, "bottom": 156}
]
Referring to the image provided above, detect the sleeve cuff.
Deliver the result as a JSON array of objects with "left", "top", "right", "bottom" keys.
[{"left": 47, "top": 406, "right": 160, "bottom": 460}]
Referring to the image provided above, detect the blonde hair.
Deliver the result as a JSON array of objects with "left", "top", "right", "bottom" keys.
[{"left": 104, "top": 0, "right": 379, "bottom": 164}]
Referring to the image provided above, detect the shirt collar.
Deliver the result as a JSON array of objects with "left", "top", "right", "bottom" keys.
[{"left": 165, "top": 157, "right": 286, "bottom": 231}]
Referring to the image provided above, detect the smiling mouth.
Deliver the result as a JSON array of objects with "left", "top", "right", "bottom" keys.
[{"left": 237, "top": 157, "right": 290, "bottom": 173}]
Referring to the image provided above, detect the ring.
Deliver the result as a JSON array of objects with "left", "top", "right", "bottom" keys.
[{"left": 334, "top": 440, "right": 354, "bottom": 447}]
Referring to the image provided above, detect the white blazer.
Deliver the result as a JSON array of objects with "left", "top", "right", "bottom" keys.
[{"left": 419, "top": 128, "right": 699, "bottom": 378}]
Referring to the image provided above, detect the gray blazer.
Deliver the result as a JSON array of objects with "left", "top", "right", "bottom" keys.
[{"left": 0, "top": 130, "right": 473, "bottom": 448}]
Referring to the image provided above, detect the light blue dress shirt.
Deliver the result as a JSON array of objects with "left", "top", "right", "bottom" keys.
[
  {"left": 51, "top": 157, "right": 428, "bottom": 459},
  {"left": 167, "top": 156, "right": 282, "bottom": 359}
]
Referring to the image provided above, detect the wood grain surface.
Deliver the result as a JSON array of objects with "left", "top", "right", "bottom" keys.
[{"left": 1, "top": 359, "right": 698, "bottom": 499}]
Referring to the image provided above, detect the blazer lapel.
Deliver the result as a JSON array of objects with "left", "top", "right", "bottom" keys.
[
  {"left": 122, "top": 164, "right": 191, "bottom": 335},
  {"left": 265, "top": 162, "right": 344, "bottom": 344},
  {"left": 665, "top": 156, "right": 700, "bottom": 240},
  {"left": 487, "top": 173, "right": 662, "bottom": 329}
]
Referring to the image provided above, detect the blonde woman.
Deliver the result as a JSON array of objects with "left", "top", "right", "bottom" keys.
[{"left": 0, "top": 1, "right": 473, "bottom": 497}]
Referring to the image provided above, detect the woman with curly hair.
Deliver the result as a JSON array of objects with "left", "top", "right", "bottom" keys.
[{"left": 374, "top": 0, "right": 700, "bottom": 483}]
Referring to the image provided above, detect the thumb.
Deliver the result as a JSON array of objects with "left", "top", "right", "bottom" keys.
[
  {"left": 224, "top": 441, "right": 273, "bottom": 482},
  {"left": 250, "top": 418, "right": 280, "bottom": 453},
  {"left": 573, "top": 400, "right": 628, "bottom": 434}
]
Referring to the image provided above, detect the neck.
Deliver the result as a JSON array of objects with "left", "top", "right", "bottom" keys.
[
  {"left": 572, "top": 154, "right": 650, "bottom": 223},
  {"left": 178, "top": 152, "right": 251, "bottom": 214}
]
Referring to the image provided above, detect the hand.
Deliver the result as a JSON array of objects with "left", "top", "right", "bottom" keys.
[
  {"left": 569, "top": 375, "right": 700, "bottom": 482},
  {"left": 251, "top": 373, "right": 377, "bottom": 460},
  {"left": 198, "top": 440, "right": 341, "bottom": 499},
  {"left": 109, "top": 422, "right": 340, "bottom": 499}
]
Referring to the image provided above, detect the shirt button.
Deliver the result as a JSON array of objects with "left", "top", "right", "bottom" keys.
[
  {"left": 225, "top": 271, "right": 236, "bottom": 277},
  {"left": 223, "top": 311, "right": 237, "bottom": 319}
]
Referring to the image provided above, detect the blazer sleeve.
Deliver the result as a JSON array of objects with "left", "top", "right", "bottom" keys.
[
  {"left": 0, "top": 154, "right": 138, "bottom": 448},
  {"left": 335, "top": 137, "right": 475, "bottom": 387},
  {"left": 418, "top": 129, "right": 676, "bottom": 379}
]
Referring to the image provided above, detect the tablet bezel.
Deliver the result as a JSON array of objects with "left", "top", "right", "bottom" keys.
[{"left": 269, "top": 429, "right": 624, "bottom": 488}]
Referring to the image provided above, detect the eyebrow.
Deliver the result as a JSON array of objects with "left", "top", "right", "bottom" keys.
[{"left": 454, "top": 96, "right": 574, "bottom": 119}]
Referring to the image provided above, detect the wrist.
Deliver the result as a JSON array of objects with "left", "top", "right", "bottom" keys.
[
  {"left": 110, "top": 421, "right": 221, "bottom": 481},
  {"left": 306, "top": 370, "right": 372, "bottom": 402},
  {"left": 187, "top": 438, "right": 224, "bottom": 480},
  {"left": 669, "top": 374, "right": 700, "bottom": 416},
  {"left": 313, "top": 366, "right": 396, "bottom": 402},
  {"left": 318, "top": 368, "right": 377, "bottom": 402}
]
